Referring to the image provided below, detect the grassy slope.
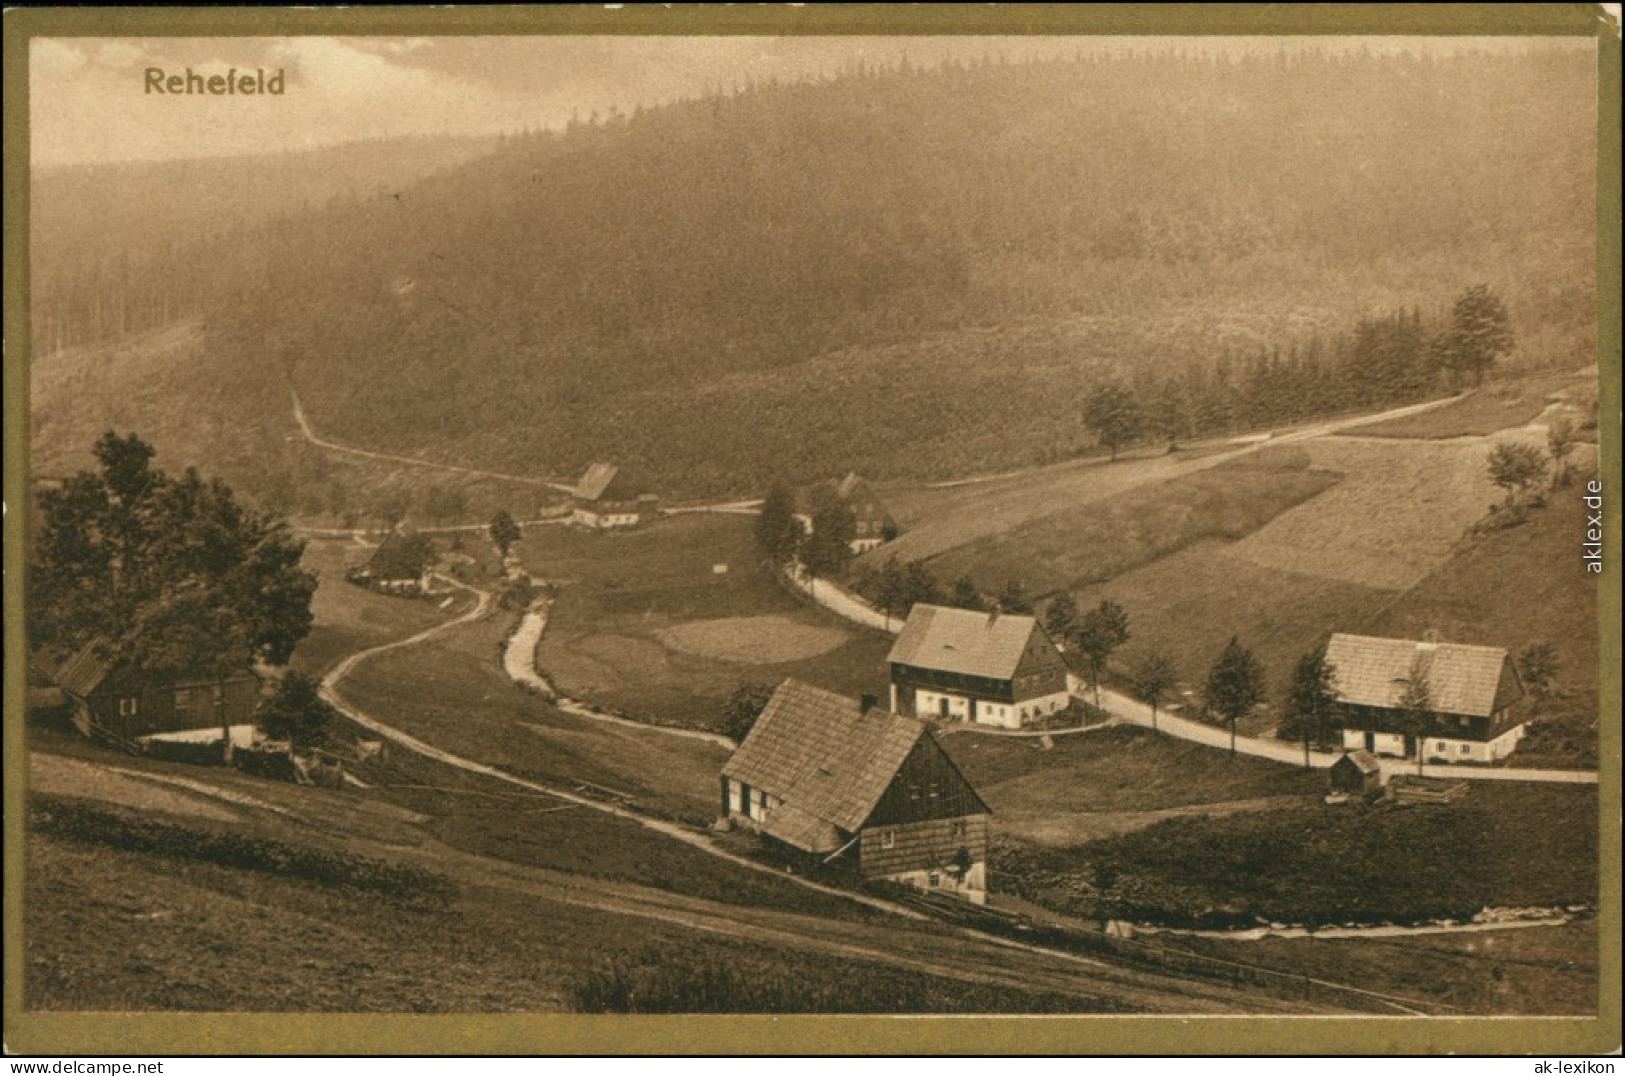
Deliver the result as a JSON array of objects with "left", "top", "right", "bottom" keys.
[
  {"left": 944, "top": 726, "right": 1323, "bottom": 846},
  {"left": 1159, "top": 919, "right": 1598, "bottom": 1016},
  {"left": 996, "top": 782, "right": 1598, "bottom": 930},
  {"left": 922, "top": 449, "right": 1340, "bottom": 596},
  {"left": 287, "top": 539, "right": 458, "bottom": 677},
  {"left": 1353, "top": 370, "right": 1594, "bottom": 439},
  {"left": 526, "top": 514, "right": 893, "bottom": 731},
  {"left": 24, "top": 789, "right": 1102, "bottom": 1014}
]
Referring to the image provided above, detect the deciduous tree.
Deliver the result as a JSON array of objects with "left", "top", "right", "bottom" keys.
[
  {"left": 1131, "top": 649, "right": 1178, "bottom": 732},
  {"left": 721, "top": 681, "right": 776, "bottom": 743},
  {"left": 1074, "top": 599, "right": 1132, "bottom": 710},
  {"left": 1393, "top": 656, "right": 1437, "bottom": 774},
  {"left": 29, "top": 431, "right": 316, "bottom": 679},
  {"left": 1487, "top": 442, "right": 1547, "bottom": 507},
  {"left": 256, "top": 671, "right": 340, "bottom": 749},
  {"left": 489, "top": 510, "right": 523, "bottom": 558},
  {"left": 1206, "top": 636, "right": 1266, "bottom": 757},
  {"left": 754, "top": 484, "right": 801, "bottom": 568},
  {"left": 1439, "top": 284, "right": 1514, "bottom": 387}
]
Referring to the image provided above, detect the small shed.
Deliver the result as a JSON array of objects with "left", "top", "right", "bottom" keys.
[{"left": 1329, "top": 749, "right": 1383, "bottom": 796}]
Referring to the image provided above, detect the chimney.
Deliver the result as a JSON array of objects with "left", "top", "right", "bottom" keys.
[{"left": 859, "top": 693, "right": 879, "bottom": 715}]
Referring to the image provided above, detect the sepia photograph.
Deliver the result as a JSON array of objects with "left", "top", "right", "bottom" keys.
[{"left": 3, "top": 5, "right": 1618, "bottom": 1057}]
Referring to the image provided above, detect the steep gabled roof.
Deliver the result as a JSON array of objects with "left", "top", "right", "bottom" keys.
[
  {"left": 367, "top": 529, "right": 436, "bottom": 579},
  {"left": 722, "top": 679, "right": 926, "bottom": 849},
  {"left": 1335, "top": 749, "right": 1383, "bottom": 775},
  {"left": 1325, "top": 633, "right": 1518, "bottom": 719},
  {"left": 887, "top": 604, "right": 1044, "bottom": 681},
  {"left": 575, "top": 463, "right": 622, "bottom": 502},
  {"left": 40, "top": 639, "right": 114, "bottom": 698}
]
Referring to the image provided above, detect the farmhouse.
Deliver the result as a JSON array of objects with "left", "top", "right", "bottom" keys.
[
  {"left": 355, "top": 528, "right": 437, "bottom": 592},
  {"left": 887, "top": 604, "right": 1071, "bottom": 729},
  {"left": 572, "top": 463, "right": 659, "bottom": 528},
  {"left": 1325, "top": 632, "right": 1527, "bottom": 764},
  {"left": 721, "top": 679, "right": 992, "bottom": 903},
  {"left": 32, "top": 639, "right": 261, "bottom": 750},
  {"left": 795, "top": 472, "right": 898, "bottom": 554}
]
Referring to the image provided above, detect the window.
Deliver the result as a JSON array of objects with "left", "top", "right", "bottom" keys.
[
  {"left": 880, "top": 829, "right": 896, "bottom": 849},
  {"left": 928, "top": 871, "right": 942, "bottom": 887},
  {"left": 1460, "top": 744, "right": 1471, "bottom": 756},
  {"left": 118, "top": 696, "right": 139, "bottom": 717},
  {"left": 951, "top": 820, "right": 967, "bottom": 838}
]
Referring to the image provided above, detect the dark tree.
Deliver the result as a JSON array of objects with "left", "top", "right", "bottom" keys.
[
  {"left": 998, "top": 579, "right": 1032, "bottom": 614},
  {"left": 1393, "top": 656, "right": 1437, "bottom": 774},
  {"left": 489, "top": 510, "right": 523, "bottom": 558},
  {"left": 902, "top": 562, "right": 941, "bottom": 610},
  {"left": 1546, "top": 415, "right": 1578, "bottom": 489},
  {"left": 1439, "top": 284, "right": 1514, "bottom": 387},
  {"left": 1487, "top": 442, "right": 1547, "bottom": 507},
  {"left": 754, "top": 484, "right": 801, "bottom": 568},
  {"left": 1042, "top": 591, "right": 1078, "bottom": 646},
  {"left": 1073, "top": 599, "right": 1131, "bottom": 710},
  {"left": 29, "top": 431, "right": 316, "bottom": 679},
  {"left": 801, "top": 500, "right": 857, "bottom": 581},
  {"left": 950, "top": 576, "right": 986, "bottom": 612},
  {"left": 1516, "top": 642, "right": 1559, "bottom": 707},
  {"left": 1205, "top": 636, "right": 1266, "bottom": 757},
  {"left": 256, "top": 671, "right": 340, "bottom": 749},
  {"left": 1130, "top": 649, "right": 1178, "bottom": 732},
  {"left": 1282, "top": 643, "right": 1340, "bottom": 768},
  {"left": 875, "top": 557, "right": 909, "bottom": 623},
  {"left": 1085, "top": 383, "right": 1143, "bottom": 461},
  {"left": 721, "top": 681, "right": 776, "bottom": 743}
]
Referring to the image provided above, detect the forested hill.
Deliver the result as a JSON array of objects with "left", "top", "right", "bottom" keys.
[
  {"left": 45, "top": 46, "right": 1597, "bottom": 500},
  {"left": 30, "top": 134, "right": 502, "bottom": 355}
]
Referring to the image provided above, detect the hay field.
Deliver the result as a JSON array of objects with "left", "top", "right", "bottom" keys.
[
  {"left": 1227, "top": 431, "right": 1543, "bottom": 591},
  {"left": 922, "top": 450, "right": 1339, "bottom": 596},
  {"left": 657, "top": 616, "right": 849, "bottom": 664}
]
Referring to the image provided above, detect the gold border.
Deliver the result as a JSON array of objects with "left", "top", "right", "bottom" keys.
[{"left": 4, "top": 3, "right": 1619, "bottom": 1057}]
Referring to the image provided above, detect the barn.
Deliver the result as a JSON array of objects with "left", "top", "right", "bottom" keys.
[
  {"left": 32, "top": 639, "right": 261, "bottom": 751},
  {"left": 1325, "top": 633, "right": 1527, "bottom": 763},
  {"left": 720, "top": 679, "right": 992, "bottom": 904},
  {"left": 794, "top": 472, "right": 898, "bottom": 554},
  {"left": 571, "top": 463, "right": 659, "bottom": 528},
  {"left": 887, "top": 604, "right": 1070, "bottom": 729}
]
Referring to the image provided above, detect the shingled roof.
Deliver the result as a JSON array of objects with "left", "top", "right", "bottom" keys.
[
  {"left": 40, "top": 639, "right": 114, "bottom": 698},
  {"left": 887, "top": 603, "right": 1042, "bottom": 681},
  {"left": 1324, "top": 633, "right": 1520, "bottom": 719},
  {"left": 575, "top": 463, "right": 623, "bottom": 502},
  {"left": 722, "top": 679, "right": 926, "bottom": 851}
]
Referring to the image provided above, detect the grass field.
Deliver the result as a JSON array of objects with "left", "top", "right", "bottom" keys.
[
  {"left": 923, "top": 449, "right": 1340, "bottom": 597},
  {"left": 523, "top": 514, "right": 893, "bottom": 731},
  {"left": 944, "top": 726, "right": 1323, "bottom": 846},
  {"left": 287, "top": 538, "right": 462, "bottom": 678},
  {"left": 996, "top": 782, "right": 1598, "bottom": 930},
  {"left": 1226, "top": 433, "right": 1544, "bottom": 591},
  {"left": 1353, "top": 370, "right": 1595, "bottom": 440}
]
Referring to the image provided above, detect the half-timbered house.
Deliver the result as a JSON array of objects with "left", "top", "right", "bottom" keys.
[
  {"left": 720, "top": 679, "right": 992, "bottom": 903},
  {"left": 571, "top": 463, "right": 659, "bottom": 528},
  {"left": 1325, "top": 633, "right": 1527, "bottom": 763},
  {"left": 794, "top": 473, "right": 898, "bottom": 554},
  {"left": 887, "top": 604, "right": 1070, "bottom": 729}
]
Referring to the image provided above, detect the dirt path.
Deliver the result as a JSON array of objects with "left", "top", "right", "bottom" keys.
[{"left": 291, "top": 390, "right": 576, "bottom": 493}]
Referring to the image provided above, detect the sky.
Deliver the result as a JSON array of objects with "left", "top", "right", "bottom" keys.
[{"left": 30, "top": 34, "right": 1591, "bottom": 169}]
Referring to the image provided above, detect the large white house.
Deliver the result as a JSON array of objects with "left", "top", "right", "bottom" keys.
[
  {"left": 1325, "top": 633, "right": 1528, "bottom": 763},
  {"left": 887, "top": 604, "right": 1071, "bottom": 729}
]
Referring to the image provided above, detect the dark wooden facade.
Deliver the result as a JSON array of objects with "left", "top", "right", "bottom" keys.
[
  {"left": 856, "top": 736, "right": 990, "bottom": 883},
  {"left": 73, "top": 669, "right": 261, "bottom": 743}
]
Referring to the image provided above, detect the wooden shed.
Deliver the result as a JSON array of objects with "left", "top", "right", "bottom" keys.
[{"left": 1328, "top": 749, "right": 1384, "bottom": 796}]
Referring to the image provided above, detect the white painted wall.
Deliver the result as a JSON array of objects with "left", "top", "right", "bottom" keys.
[
  {"left": 1344, "top": 724, "right": 1528, "bottom": 763},
  {"left": 883, "top": 862, "right": 987, "bottom": 904}
]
